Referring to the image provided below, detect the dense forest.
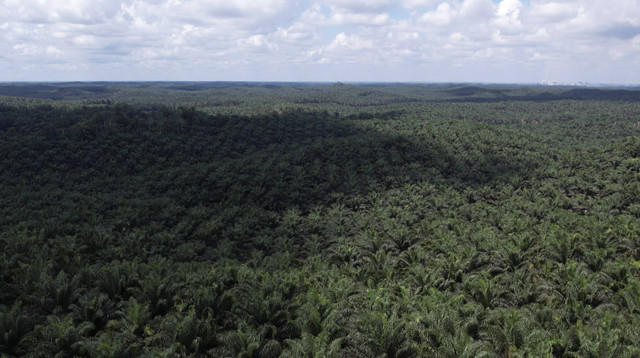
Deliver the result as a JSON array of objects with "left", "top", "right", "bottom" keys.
[{"left": 1, "top": 82, "right": 640, "bottom": 357}]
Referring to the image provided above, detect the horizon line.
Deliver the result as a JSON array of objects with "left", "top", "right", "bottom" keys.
[{"left": 1, "top": 80, "right": 640, "bottom": 88}]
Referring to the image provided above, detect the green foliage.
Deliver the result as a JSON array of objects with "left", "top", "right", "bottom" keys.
[
  {"left": 0, "top": 302, "right": 33, "bottom": 356},
  {"left": 27, "top": 314, "right": 94, "bottom": 357},
  {"left": 1, "top": 83, "right": 640, "bottom": 356}
]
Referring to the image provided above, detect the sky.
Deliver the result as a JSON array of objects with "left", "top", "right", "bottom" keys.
[{"left": 1, "top": 0, "right": 639, "bottom": 84}]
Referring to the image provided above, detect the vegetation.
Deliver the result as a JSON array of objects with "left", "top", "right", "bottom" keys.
[{"left": 1, "top": 82, "right": 640, "bottom": 357}]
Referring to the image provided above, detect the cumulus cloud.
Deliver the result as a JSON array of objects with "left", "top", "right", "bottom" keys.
[
  {"left": 527, "top": 2, "right": 579, "bottom": 22},
  {"left": 330, "top": 11, "right": 390, "bottom": 26},
  {"left": 0, "top": 0, "right": 122, "bottom": 24},
  {"left": 421, "top": 3, "right": 456, "bottom": 27},
  {"left": 0, "top": 0, "right": 638, "bottom": 83},
  {"left": 238, "top": 34, "right": 279, "bottom": 52},
  {"left": 458, "top": 0, "right": 495, "bottom": 20},
  {"left": 322, "top": 0, "right": 393, "bottom": 12},
  {"left": 493, "top": 0, "right": 523, "bottom": 32},
  {"left": 402, "top": 0, "right": 440, "bottom": 10},
  {"left": 329, "top": 32, "right": 374, "bottom": 50}
]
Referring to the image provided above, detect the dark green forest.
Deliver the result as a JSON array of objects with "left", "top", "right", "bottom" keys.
[{"left": 1, "top": 83, "right": 640, "bottom": 357}]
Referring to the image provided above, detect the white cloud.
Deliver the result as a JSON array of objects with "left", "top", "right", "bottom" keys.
[
  {"left": 322, "top": 0, "right": 392, "bottom": 12},
  {"left": 524, "top": 27, "right": 550, "bottom": 42},
  {"left": 238, "top": 34, "right": 279, "bottom": 52},
  {"left": 12, "top": 43, "right": 63, "bottom": 59},
  {"left": 402, "top": 0, "right": 440, "bottom": 10},
  {"left": 418, "top": 0, "right": 495, "bottom": 30},
  {"left": 527, "top": 2, "right": 578, "bottom": 22},
  {"left": 493, "top": 0, "right": 524, "bottom": 32},
  {"left": 459, "top": 0, "right": 495, "bottom": 20},
  {"left": 0, "top": 0, "right": 639, "bottom": 83},
  {"left": 46, "top": 45, "right": 64, "bottom": 57},
  {"left": 328, "top": 32, "right": 374, "bottom": 51},
  {"left": 73, "top": 35, "right": 99, "bottom": 47},
  {"left": 421, "top": 3, "right": 456, "bottom": 27},
  {"left": 330, "top": 11, "right": 390, "bottom": 26},
  {"left": 0, "top": 0, "right": 122, "bottom": 24}
]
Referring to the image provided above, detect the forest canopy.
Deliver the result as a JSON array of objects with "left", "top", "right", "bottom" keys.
[{"left": 1, "top": 83, "right": 640, "bottom": 357}]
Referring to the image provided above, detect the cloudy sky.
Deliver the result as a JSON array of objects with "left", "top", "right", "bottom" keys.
[{"left": 1, "top": 0, "right": 639, "bottom": 83}]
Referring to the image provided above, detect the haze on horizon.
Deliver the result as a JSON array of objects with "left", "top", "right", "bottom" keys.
[{"left": 1, "top": 0, "right": 639, "bottom": 84}]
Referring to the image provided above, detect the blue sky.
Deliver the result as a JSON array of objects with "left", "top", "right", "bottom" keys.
[{"left": 1, "top": 0, "right": 639, "bottom": 84}]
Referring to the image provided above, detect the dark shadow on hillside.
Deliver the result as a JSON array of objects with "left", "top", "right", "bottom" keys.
[
  {"left": 0, "top": 82, "right": 305, "bottom": 100},
  {"left": 0, "top": 104, "right": 535, "bottom": 261},
  {"left": 438, "top": 86, "right": 640, "bottom": 103},
  {"left": 1, "top": 105, "right": 530, "bottom": 213},
  {"left": 0, "top": 83, "right": 113, "bottom": 100}
]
